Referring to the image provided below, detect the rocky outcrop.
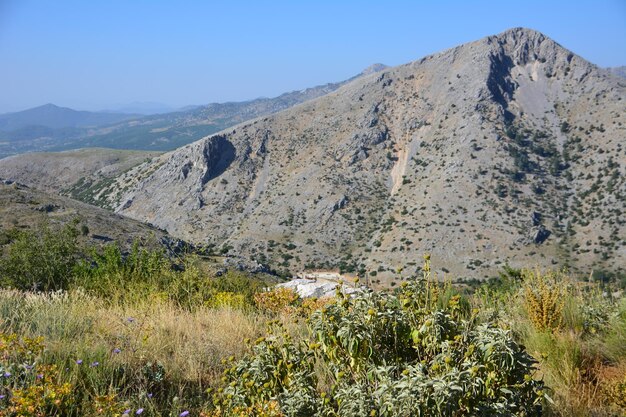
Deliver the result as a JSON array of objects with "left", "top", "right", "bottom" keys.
[
  {"left": 277, "top": 278, "right": 363, "bottom": 298},
  {"left": 200, "top": 135, "right": 236, "bottom": 186}
]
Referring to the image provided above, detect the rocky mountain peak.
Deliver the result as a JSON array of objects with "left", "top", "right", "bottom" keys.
[{"left": 484, "top": 27, "right": 577, "bottom": 69}]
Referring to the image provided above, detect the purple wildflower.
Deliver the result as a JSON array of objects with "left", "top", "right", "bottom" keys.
[
  {"left": 0, "top": 395, "right": 5, "bottom": 399},
  {"left": 36, "top": 374, "right": 43, "bottom": 379},
  {"left": 136, "top": 409, "right": 144, "bottom": 415},
  {"left": 76, "top": 359, "right": 83, "bottom": 365},
  {"left": 3, "top": 372, "right": 10, "bottom": 377},
  {"left": 90, "top": 361, "right": 99, "bottom": 367},
  {"left": 123, "top": 409, "right": 131, "bottom": 414},
  {"left": 147, "top": 393, "right": 153, "bottom": 398},
  {"left": 127, "top": 317, "right": 135, "bottom": 323},
  {"left": 180, "top": 411, "right": 190, "bottom": 417},
  {"left": 113, "top": 348, "right": 121, "bottom": 354}
]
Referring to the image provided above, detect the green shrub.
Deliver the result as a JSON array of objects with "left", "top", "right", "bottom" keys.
[
  {"left": 0, "top": 223, "right": 79, "bottom": 291},
  {"left": 75, "top": 244, "right": 265, "bottom": 309},
  {"left": 211, "top": 279, "right": 546, "bottom": 416}
]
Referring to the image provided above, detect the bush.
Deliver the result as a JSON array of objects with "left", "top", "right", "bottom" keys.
[
  {"left": 253, "top": 287, "right": 299, "bottom": 314},
  {"left": 0, "top": 223, "right": 79, "bottom": 291},
  {"left": 208, "top": 292, "right": 248, "bottom": 309},
  {"left": 211, "top": 277, "right": 546, "bottom": 416},
  {"left": 523, "top": 269, "right": 564, "bottom": 332}
]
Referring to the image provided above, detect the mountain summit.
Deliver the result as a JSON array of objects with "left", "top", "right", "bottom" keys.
[{"left": 34, "top": 29, "right": 626, "bottom": 279}]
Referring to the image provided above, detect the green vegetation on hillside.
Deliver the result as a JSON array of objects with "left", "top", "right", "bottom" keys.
[{"left": 0, "top": 224, "right": 624, "bottom": 416}]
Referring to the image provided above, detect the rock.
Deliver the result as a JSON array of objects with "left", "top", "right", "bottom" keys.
[
  {"left": 159, "top": 236, "right": 195, "bottom": 255},
  {"left": 35, "top": 203, "right": 60, "bottom": 213},
  {"left": 532, "top": 226, "right": 551, "bottom": 244},
  {"left": 121, "top": 199, "right": 133, "bottom": 210},
  {"left": 333, "top": 195, "right": 348, "bottom": 211},
  {"left": 92, "top": 234, "right": 113, "bottom": 242},
  {"left": 531, "top": 211, "right": 542, "bottom": 226},
  {"left": 277, "top": 278, "right": 363, "bottom": 299}
]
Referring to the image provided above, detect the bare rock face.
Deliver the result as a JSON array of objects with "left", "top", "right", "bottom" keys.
[
  {"left": 96, "top": 28, "right": 624, "bottom": 281},
  {"left": 276, "top": 278, "right": 362, "bottom": 298}
]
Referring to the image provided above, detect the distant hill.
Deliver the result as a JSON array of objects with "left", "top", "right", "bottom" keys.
[
  {"left": 103, "top": 102, "right": 180, "bottom": 115},
  {"left": 0, "top": 104, "right": 137, "bottom": 131},
  {"left": 0, "top": 65, "right": 387, "bottom": 158}
]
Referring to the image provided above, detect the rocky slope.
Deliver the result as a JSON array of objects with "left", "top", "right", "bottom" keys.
[
  {"left": 0, "top": 148, "right": 160, "bottom": 208},
  {"left": 0, "top": 181, "right": 179, "bottom": 254},
  {"left": 9, "top": 29, "right": 626, "bottom": 282}
]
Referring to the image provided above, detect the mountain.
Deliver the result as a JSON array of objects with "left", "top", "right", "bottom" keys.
[
  {"left": 0, "top": 65, "right": 387, "bottom": 159},
  {"left": 3, "top": 29, "right": 624, "bottom": 281},
  {"left": 71, "top": 27, "right": 622, "bottom": 281},
  {"left": 0, "top": 104, "right": 136, "bottom": 131}
]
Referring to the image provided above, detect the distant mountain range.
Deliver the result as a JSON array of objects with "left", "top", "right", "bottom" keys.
[{"left": 0, "top": 65, "right": 387, "bottom": 159}]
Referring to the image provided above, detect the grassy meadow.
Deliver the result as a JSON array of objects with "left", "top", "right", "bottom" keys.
[{"left": 0, "top": 223, "right": 624, "bottom": 416}]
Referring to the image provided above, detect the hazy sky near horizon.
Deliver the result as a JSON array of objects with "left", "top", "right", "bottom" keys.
[{"left": 1, "top": 0, "right": 625, "bottom": 113}]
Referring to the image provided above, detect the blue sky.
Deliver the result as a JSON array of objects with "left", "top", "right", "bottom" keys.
[{"left": 1, "top": 0, "right": 625, "bottom": 113}]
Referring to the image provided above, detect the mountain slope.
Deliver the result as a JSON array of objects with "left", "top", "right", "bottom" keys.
[
  {"left": 0, "top": 181, "right": 174, "bottom": 253},
  {"left": 0, "top": 148, "right": 160, "bottom": 207}
]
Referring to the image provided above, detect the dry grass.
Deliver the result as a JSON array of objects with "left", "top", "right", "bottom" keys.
[
  {"left": 473, "top": 269, "right": 626, "bottom": 417},
  {"left": 0, "top": 289, "right": 267, "bottom": 388}
]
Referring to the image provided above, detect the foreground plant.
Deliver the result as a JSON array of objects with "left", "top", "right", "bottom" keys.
[{"left": 209, "top": 260, "right": 548, "bottom": 417}]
